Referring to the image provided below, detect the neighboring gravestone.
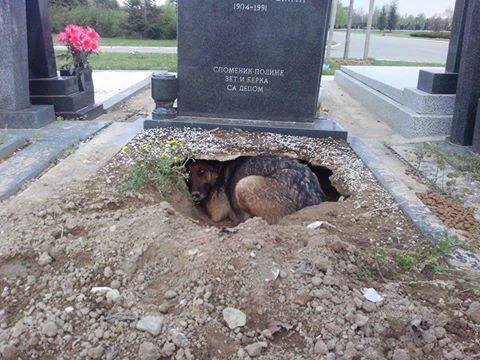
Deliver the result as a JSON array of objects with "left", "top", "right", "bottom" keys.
[
  {"left": 0, "top": 0, "right": 54, "bottom": 129},
  {"left": 178, "top": 0, "right": 330, "bottom": 122},
  {"left": 450, "top": 0, "right": 480, "bottom": 147},
  {"left": 417, "top": 0, "right": 469, "bottom": 94},
  {"left": 474, "top": 99, "right": 480, "bottom": 153},
  {"left": 26, "top": 0, "right": 103, "bottom": 120}
]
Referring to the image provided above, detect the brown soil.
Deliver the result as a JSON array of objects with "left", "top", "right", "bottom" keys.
[
  {"left": 417, "top": 192, "right": 480, "bottom": 240},
  {"left": 0, "top": 128, "right": 479, "bottom": 360}
]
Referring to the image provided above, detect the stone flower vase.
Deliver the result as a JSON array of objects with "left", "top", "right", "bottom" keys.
[{"left": 60, "top": 67, "right": 95, "bottom": 104}]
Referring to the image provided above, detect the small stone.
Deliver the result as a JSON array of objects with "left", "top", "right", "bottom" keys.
[
  {"left": 103, "top": 267, "right": 113, "bottom": 278},
  {"left": 26, "top": 275, "right": 36, "bottom": 286},
  {"left": 88, "top": 345, "right": 104, "bottom": 359},
  {"left": 362, "top": 301, "right": 377, "bottom": 313},
  {"left": 313, "top": 256, "right": 331, "bottom": 272},
  {"left": 136, "top": 316, "right": 164, "bottom": 336},
  {"left": 162, "top": 342, "right": 176, "bottom": 357},
  {"left": 158, "top": 303, "right": 171, "bottom": 314},
  {"left": 41, "top": 321, "right": 58, "bottom": 337},
  {"left": 314, "top": 340, "right": 328, "bottom": 355},
  {"left": 139, "top": 342, "right": 160, "bottom": 360},
  {"left": 311, "top": 276, "right": 323, "bottom": 286},
  {"left": 106, "top": 289, "right": 121, "bottom": 304},
  {"left": 392, "top": 349, "right": 410, "bottom": 360},
  {"left": 110, "top": 279, "right": 121, "bottom": 289},
  {"left": 355, "top": 314, "right": 369, "bottom": 327},
  {"left": 0, "top": 344, "right": 18, "bottom": 360},
  {"left": 164, "top": 290, "right": 177, "bottom": 300},
  {"left": 466, "top": 301, "right": 480, "bottom": 323},
  {"left": 245, "top": 342, "right": 267, "bottom": 357},
  {"left": 38, "top": 252, "right": 52, "bottom": 266},
  {"left": 222, "top": 307, "right": 246, "bottom": 330}
]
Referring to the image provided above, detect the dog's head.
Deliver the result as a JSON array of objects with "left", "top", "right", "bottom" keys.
[{"left": 187, "top": 160, "right": 222, "bottom": 202}]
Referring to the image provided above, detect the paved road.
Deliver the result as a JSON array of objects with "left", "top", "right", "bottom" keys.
[
  {"left": 55, "top": 32, "right": 449, "bottom": 63},
  {"left": 330, "top": 32, "right": 448, "bottom": 63}
]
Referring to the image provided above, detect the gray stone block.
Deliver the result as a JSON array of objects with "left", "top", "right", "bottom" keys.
[
  {"left": 144, "top": 116, "right": 347, "bottom": 140},
  {"left": 0, "top": 0, "right": 31, "bottom": 111},
  {"left": 335, "top": 71, "right": 452, "bottom": 138},
  {"left": 0, "top": 105, "right": 55, "bottom": 129},
  {"left": 402, "top": 88, "right": 456, "bottom": 115}
]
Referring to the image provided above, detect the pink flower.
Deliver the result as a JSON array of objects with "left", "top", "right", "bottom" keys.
[{"left": 85, "top": 27, "right": 100, "bottom": 42}]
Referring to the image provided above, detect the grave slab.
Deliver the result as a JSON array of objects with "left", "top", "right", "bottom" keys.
[
  {"left": 144, "top": 116, "right": 347, "bottom": 140},
  {"left": 0, "top": 120, "right": 110, "bottom": 201},
  {"left": 335, "top": 71, "right": 452, "bottom": 138}
]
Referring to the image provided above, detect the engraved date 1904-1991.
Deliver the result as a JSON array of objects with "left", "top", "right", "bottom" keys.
[{"left": 233, "top": 3, "right": 268, "bottom": 12}]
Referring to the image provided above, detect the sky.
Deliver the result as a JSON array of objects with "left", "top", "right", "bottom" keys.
[
  {"left": 341, "top": 0, "right": 456, "bottom": 17},
  {"left": 117, "top": 0, "right": 456, "bottom": 17}
]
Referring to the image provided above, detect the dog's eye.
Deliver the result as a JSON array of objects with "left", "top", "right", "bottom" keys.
[{"left": 198, "top": 169, "right": 206, "bottom": 177}]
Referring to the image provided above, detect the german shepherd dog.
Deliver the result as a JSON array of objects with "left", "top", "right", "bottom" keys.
[{"left": 187, "top": 155, "right": 325, "bottom": 224}]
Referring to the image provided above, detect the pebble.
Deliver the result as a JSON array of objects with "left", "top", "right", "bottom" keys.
[
  {"left": 314, "top": 340, "right": 328, "bottom": 355},
  {"left": 158, "top": 303, "right": 171, "bottom": 314},
  {"left": 392, "top": 349, "right": 410, "bottom": 360},
  {"left": 164, "top": 290, "right": 177, "bottom": 300},
  {"left": 313, "top": 256, "right": 331, "bottom": 272},
  {"left": 0, "top": 344, "right": 18, "bottom": 360},
  {"left": 139, "top": 342, "right": 160, "bottom": 360},
  {"left": 41, "top": 321, "right": 58, "bottom": 337},
  {"left": 162, "top": 342, "right": 176, "bottom": 357},
  {"left": 466, "top": 301, "right": 480, "bottom": 323},
  {"left": 106, "top": 289, "right": 121, "bottom": 304},
  {"left": 38, "top": 252, "right": 52, "bottom": 266},
  {"left": 136, "top": 315, "right": 164, "bottom": 336},
  {"left": 103, "top": 267, "right": 113, "bottom": 278},
  {"left": 245, "top": 342, "right": 267, "bottom": 357},
  {"left": 222, "top": 307, "right": 246, "bottom": 330},
  {"left": 88, "top": 345, "right": 104, "bottom": 359}
]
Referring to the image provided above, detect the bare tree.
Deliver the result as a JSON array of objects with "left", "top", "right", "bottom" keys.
[
  {"left": 363, "top": 0, "right": 375, "bottom": 60},
  {"left": 343, "top": 0, "right": 355, "bottom": 59},
  {"left": 326, "top": 0, "right": 338, "bottom": 59}
]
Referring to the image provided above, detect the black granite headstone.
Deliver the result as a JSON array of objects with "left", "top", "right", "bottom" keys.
[
  {"left": 473, "top": 99, "right": 480, "bottom": 153},
  {"left": 417, "top": 0, "right": 469, "bottom": 94},
  {"left": 0, "top": 0, "right": 54, "bottom": 128},
  {"left": 25, "top": 0, "right": 103, "bottom": 119},
  {"left": 26, "top": 0, "right": 57, "bottom": 79},
  {"left": 178, "top": 0, "right": 330, "bottom": 122},
  {"left": 450, "top": 0, "right": 480, "bottom": 146}
]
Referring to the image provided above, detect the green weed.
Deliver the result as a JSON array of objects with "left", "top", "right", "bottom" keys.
[{"left": 119, "top": 139, "right": 190, "bottom": 194}]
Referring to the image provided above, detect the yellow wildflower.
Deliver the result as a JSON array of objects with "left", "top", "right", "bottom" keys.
[
  {"left": 139, "top": 163, "right": 145, "bottom": 169},
  {"left": 122, "top": 146, "right": 129, "bottom": 152}
]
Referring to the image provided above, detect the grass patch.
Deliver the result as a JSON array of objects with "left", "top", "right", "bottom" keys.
[
  {"left": 54, "top": 35, "right": 177, "bottom": 47},
  {"left": 120, "top": 140, "right": 190, "bottom": 193},
  {"left": 371, "top": 59, "right": 444, "bottom": 67},
  {"left": 56, "top": 51, "right": 177, "bottom": 71},
  {"left": 410, "top": 32, "right": 450, "bottom": 40}
]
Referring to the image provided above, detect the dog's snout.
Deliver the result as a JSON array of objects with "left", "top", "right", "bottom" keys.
[{"left": 191, "top": 191, "right": 205, "bottom": 202}]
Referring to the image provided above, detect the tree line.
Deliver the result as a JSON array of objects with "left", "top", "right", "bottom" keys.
[
  {"left": 335, "top": 0, "right": 453, "bottom": 32},
  {"left": 48, "top": 0, "right": 177, "bottom": 39}
]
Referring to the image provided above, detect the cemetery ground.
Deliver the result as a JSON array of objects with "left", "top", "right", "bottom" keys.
[{"left": 1, "top": 89, "right": 480, "bottom": 360}]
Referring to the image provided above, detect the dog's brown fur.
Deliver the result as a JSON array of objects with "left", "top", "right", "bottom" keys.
[{"left": 187, "top": 155, "right": 325, "bottom": 224}]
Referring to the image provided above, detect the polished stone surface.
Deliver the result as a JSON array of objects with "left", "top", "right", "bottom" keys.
[
  {"left": 446, "top": 0, "right": 470, "bottom": 73},
  {"left": 177, "top": 0, "right": 330, "bottom": 121},
  {"left": 26, "top": 0, "right": 57, "bottom": 79},
  {"left": 474, "top": 99, "right": 480, "bottom": 153},
  {"left": 417, "top": 70, "right": 458, "bottom": 95},
  {"left": 0, "top": 0, "right": 31, "bottom": 111},
  {"left": 144, "top": 116, "right": 347, "bottom": 139},
  {"left": 451, "top": 0, "right": 480, "bottom": 146},
  {"left": 0, "top": 105, "right": 55, "bottom": 129}
]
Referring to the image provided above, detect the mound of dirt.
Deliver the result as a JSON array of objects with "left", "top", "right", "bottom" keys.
[{"left": 0, "top": 128, "right": 478, "bottom": 359}]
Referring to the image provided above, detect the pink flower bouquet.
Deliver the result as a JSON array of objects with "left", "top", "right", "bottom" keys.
[{"left": 57, "top": 25, "right": 100, "bottom": 74}]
